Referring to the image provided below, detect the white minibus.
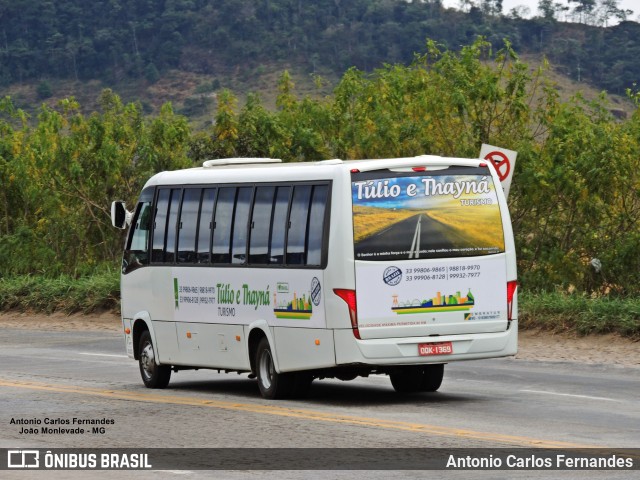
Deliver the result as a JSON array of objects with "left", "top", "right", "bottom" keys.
[{"left": 111, "top": 156, "right": 518, "bottom": 399}]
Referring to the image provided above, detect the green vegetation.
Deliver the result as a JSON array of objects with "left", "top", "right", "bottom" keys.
[
  {"left": 0, "top": 90, "right": 191, "bottom": 276},
  {"left": 0, "top": 270, "right": 119, "bottom": 314},
  {"left": 0, "top": 38, "right": 639, "bottom": 337},
  {"left": 519, "top": 291, "right": 640, "bottom": 339}
]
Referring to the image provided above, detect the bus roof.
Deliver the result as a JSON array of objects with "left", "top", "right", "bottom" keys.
[{"left": 143, "top": 156, "right": 486, "bottom": 189}]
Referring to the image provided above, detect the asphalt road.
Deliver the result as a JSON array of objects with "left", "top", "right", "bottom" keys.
[
  {"left": 356, "top": 213, "right": 472, "bottom": 258},
  {"left": 0, "top": 327, "right": 638, "bottom": 479}
]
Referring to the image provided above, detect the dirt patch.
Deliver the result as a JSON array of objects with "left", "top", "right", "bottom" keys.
[
  {"left": 517, "top": 329, "right": 639, "bottom": 367},
  {"left": 1, "top": 312, "right": 639, "bottom": 368},
  {"left": 0, "top": 311, "right": 122, "bottom": 333}
]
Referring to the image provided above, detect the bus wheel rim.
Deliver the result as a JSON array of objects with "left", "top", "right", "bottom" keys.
[
  {"left": 259, "top": 349, "right": 274, "bottom": 390},
  {"left": 141, "top": 342, "right": 155, "bottom": 380}
]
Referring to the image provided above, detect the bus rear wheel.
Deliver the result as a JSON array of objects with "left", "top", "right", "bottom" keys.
[
  {"left": 139, "top": 330, "right": 171, "bottom": 389},
  {"left": 390, "top": 364, "right": 444, "bottom": 393},
  {"left": 255, "top": 337, "right": 296, "bottom": 399}
]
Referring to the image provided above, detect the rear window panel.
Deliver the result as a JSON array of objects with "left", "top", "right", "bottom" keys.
[{"left": 351, "top": 166, "right": 505, "bottom": 261}]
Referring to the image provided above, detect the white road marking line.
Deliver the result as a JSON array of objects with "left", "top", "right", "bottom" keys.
[
  {"left": 78, "top": 352, "right": 128, "bottom": 358},
  {"left": 409, "top": 215, "right": 422, "bottom": 259},
  {"left": 520, "top": 389, "right": 623, "bottom": 403}
]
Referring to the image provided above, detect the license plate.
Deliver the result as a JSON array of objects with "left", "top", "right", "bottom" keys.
[{"left": 418, "top": 342, "right": 453, "bottom": 356}]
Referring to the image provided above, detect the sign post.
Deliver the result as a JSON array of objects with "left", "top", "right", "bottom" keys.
[{"left": 479, "top": 144, "right": 517, "bottom": 199}]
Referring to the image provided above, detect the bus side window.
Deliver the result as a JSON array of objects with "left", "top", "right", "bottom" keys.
[
  {"left": 197, "top": 188, "right": 217, "bottom": 263},
  {"left": 177, "top": 188, "right": 202, "bottom": 264},
  {"left": 249, "top": 186, "right": 276, "bottom": 264},
  {"left": 231, "top": 187, "right": 252, "bottom": 264},
  {"left": 212, "top": 187, "right": 236, "bottom": 264},
  {"left": 124, "top": 201, "right": 151, "bottom": 273},
  {"left": 164, "top": 188, "right": 182, "bottom": 264},
  {"left": 287, "top": 185, "right": 312, "bottom": 265},
  {"left": 152, "top": 188, "right": 171, "bottom": 263},
  {"left": 269, "top": 186, "right": 291, "bottom": 264},
  {"left": 306, "top": 185, "right": 328, "bottom": 266}
]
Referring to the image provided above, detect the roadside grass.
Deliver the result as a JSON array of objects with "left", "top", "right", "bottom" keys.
[
  {"left": 0, "top": 274, "right": 639, "bottom": 339},
  {"left": 519, "top": 291, "right": 640, "bottom": 340},
  {"left": 0, "top": 271, "right": 120, "bottom": 314}
]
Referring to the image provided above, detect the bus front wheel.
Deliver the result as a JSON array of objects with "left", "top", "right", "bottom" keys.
[{"left": 139, "top": 330, "right": 171, "bottom": 389}]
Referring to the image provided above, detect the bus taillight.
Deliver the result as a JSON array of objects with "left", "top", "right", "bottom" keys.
[
  {"left": 334, "top": 289, "right": 360, "bottom": 339},
  {"left": 507, "top": 281, "right": 518, "bottom": 321}
]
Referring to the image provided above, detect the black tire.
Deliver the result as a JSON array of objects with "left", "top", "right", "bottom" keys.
[
  {"left": 255, "top": 337, "right": 294, "bottom": 399},
  {"left": 390, "top": 366, "right": 423, "bottom": 393},
  {"left": 138, "top": 330, "right": 171, "bottom": 389},
  {"left": 390, "top": 364, "right": 444, "bottom": 393},
  {"left": 419, "top": 364, "right": 444, "bottom": 392}
]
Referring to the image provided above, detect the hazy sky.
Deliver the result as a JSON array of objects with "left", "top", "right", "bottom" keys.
[{"left": 442, "top": 0, "right": 638, "bottom": 23}]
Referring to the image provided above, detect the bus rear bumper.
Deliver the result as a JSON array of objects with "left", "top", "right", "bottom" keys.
[{"left": 333, "top": 321, "right": 518, "bottom": 365}]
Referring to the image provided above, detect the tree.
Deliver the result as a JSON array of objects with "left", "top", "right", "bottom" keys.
[
  {"left": 36, "top": 80, "right": 53, "bottom": 99},
  {"left": 236, "top": 93, "right": 285, "bottom": 158},
  {"left": 568, "top": 0, "right": 596, "bottom": 24},
  {"left": 0, "top": 89, "right": 193, "bottom": 275},
  {"left": 508, "top": 6, "right": 531, "bottom": 19},
  {"left": 598, "top": 0, "right": 633, "bottom": 26},
  {"left": 144, "top": 63, "right": 160, "bottom": 83},
  {"left": 480, "top": 0, "right": 503, "bottom": 16},
  {"left": 457, "top": 0, "right": 476, "bottom": 13},
  {"left": 538, "top": 0, "right": 560, "bottom": 20},
  {"left": 211, "top": 89, "right": 239, "bottom": 158}
]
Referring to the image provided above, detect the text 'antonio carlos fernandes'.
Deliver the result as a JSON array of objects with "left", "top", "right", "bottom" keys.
[{"left": 446, "top": 453, "right": 634, "bottom": 470}]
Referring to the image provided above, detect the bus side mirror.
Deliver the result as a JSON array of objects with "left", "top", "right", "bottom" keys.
[{"left": 111, "top": 201, "right": 132, "bottom": 229}]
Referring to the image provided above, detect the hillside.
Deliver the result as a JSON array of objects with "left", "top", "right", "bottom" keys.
[
  {"left": 0, "top": 0, "right": 639, "bottom": 123},
  {"left": 2, "top": 62, "right": 338, "bottom": 127},
  {"left": 3, "top": 54, "right": 634, "bottom": 130}
]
